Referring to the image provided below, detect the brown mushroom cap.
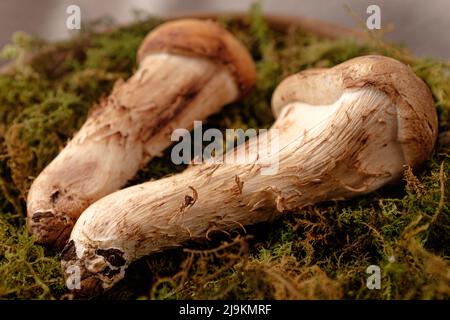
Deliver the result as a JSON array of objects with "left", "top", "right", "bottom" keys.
[
  {"left": 137, "top": 19, "right": 256, "bottom": 96},
  {"left": 272, "top": 55, "right": 438, "bottom": 169}
]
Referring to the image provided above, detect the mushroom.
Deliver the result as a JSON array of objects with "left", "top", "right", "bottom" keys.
[
  {"left": 27, "top": 19, "right": 256, "bottom": 248},
  {"left": 61, "top": 55, "right": 437, "bottom": 296}
]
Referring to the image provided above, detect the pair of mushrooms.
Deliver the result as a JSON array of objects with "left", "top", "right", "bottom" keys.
[{"left": 26, "top": 19, "right": 438, "bottom": 296}]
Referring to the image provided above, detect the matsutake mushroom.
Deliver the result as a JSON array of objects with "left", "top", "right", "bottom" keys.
[
  {"left": 27, "top": 19, "right": 256, "bottom": 248},
  {"left": 61, "top": 55, "right": 437, "bottom": 296}
]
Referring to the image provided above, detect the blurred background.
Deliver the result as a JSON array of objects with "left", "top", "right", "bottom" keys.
[{"left": 0, "top": 0, "right": 448, "bottom": 62}]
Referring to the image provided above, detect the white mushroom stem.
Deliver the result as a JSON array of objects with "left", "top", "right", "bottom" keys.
[
  {"left": 27, "top": 54, "right": 237, "bottom": 247},
  {"left": 27, "top": 19, "right": 255, "bottom": 248},
  {"left": 62, "top": 55, "right": 437, "bottom": 296}
]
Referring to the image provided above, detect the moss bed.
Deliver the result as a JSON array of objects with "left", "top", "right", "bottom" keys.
[{"left": 0, "top": 6, "right": 449, "bottom": 300}]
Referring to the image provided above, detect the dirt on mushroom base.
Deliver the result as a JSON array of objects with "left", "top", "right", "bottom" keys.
[{"left": 0, "top": 5, "right": 449, "bottom": 299}]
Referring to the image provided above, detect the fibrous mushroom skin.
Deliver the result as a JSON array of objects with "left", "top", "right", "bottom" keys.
[
  {"left": 27, "top": 19, "right": 256, "bottom": 248},
  {"left": 62, "top": 55, "right": 437, "bottom": 296}
]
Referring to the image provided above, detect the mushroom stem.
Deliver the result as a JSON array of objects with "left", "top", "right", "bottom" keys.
[
  {"left": 27, "top": 19, "right": 256, "bottom": 248},
  {"left": 62, "top": 55, "right": 437, "bottom": 296}
]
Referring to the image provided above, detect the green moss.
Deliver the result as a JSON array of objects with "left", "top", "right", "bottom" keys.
[{"left": 0, "top": 5, "right": 448, "bottom": 300}]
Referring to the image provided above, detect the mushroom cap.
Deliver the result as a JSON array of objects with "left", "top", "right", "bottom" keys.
[
  {"left": 272, "top": 55, "right": 438, "bottom": 169},
  {"left": 137, "top": 19, "right": 256, "bottom": 96}
]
